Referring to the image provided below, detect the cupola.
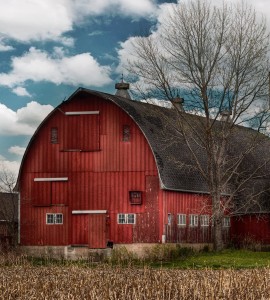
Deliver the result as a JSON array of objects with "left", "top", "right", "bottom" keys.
[{"left": 115, "top": 75, "right": 131, "bottom": 100}]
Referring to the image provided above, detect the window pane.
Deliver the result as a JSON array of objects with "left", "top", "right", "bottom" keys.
[
  {"left": 118, "top": 214, "right": 126, "bottom": 224},
  {"left": 190, "top": 215, "right": 198, "bottom": 226},
  {"left": 55, "top": 214, "right": 63, "bottom": 224},
  {"left": 200, "top": 215, "right": 209, "bottom": 226},
  {"left": 127, "top": 214, "right": 135, "bottom": 224},
  {"left": 223, "top": 217, "right": 230, "bottom": 227},
  {"left": 178, "top": 214, "right": 186, "bottom": 225},
  {"left": 46, "top": 214, "right": 54, "bottom": 224}
]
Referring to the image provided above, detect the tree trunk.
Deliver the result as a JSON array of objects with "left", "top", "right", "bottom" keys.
[
  {"left": 212, "top": 193, "right": 224, "bottom": 251},
  {"left": 213, "top": 215, "right": 223, "bottom": 251}
]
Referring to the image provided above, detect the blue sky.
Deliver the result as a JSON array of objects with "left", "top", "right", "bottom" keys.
[{"left": 0, "top": 0, "right": 269, "bottom": 176}]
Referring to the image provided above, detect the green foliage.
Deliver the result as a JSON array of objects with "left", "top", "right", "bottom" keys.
[{"left": 161, "top": 249, "right": 270, "bottom": 269}]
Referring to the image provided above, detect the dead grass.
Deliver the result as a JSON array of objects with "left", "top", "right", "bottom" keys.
[{"left": 0, "top": 264, "right": 269, "bottom": 299}]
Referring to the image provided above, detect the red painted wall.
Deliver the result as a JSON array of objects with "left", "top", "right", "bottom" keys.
[
  {"left": 160, "top": 191, "right": 214, "bottom": 243},
  {"left": 20, "top": 95, "right": 159, "bottom": 246},
  {"left": 231, "top": 214, "right": 270, "bottom": 245}
]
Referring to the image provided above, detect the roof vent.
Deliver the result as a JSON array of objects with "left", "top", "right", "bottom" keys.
[
  {"left": 172, "top": 96, "right": 184, "bottom": 111},
  {"left": 115, "top": 75, "right": 132, "bottom": 100},
  {"left": 220, "top": 110, "right": 232, "bottom": 122}
]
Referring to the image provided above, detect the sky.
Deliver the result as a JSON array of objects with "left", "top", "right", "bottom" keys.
[{"left": 0, "top": 0, "right": 269, "bottom": 177}]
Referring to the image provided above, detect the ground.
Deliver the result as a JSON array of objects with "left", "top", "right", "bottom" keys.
[
  {"left": 0, "top": 265, "right": 269, "bottom": 299},
  {"left": 0, "top": 249, "right": 270, "bottom": 299}
]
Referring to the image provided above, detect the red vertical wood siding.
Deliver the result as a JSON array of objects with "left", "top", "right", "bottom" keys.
[
  {"left": 161, "top": 191, "right": 213, "bottom": 243},
  {"left": 231, "top": 215, "right": 270, "bottom": 244},
  {"left": 20, "top": 206, "right": 68, "bottom": 245},
  {"left": 133, "top": 176, "right": 159, "bottom": 242},
  {"left": 20, "top": 95, "right": 159, "bottom": 246},
  {"left": 32, "top": 182, "right": 51, "bottom": 206},
  {"left": 71, "top": 214, "right": 88, "bottom": 245}
]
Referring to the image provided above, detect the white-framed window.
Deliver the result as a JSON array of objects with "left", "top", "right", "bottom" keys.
[
  {"left": 189, "top": 214, "right": 198, "bottom": 227},
  {"left": 200, "top": 215, "right": 210, "bottom": 227},
  {"left": 177, "top": 214, "right": 186, "bottom": 226},
  {"left": 223, "top": 217, "right": 231, "bottom": 227},
  {"left": 117, "top": 213, "right": 136, "bottom": 224},
  {"left": 46, "top": 213, "right": 63, "bottom": 225}
]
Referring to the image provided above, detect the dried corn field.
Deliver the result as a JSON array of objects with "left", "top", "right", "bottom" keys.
[{"left": 0, "top": 264, "right": 270, "bottom": 299}]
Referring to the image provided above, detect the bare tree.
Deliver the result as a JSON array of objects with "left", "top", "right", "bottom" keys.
[
  {"left": 0, "top": 162, "right": 18, "bottom": 248},
  {"left": 125, "top": 0, "right": 270, "bottom": 250}
]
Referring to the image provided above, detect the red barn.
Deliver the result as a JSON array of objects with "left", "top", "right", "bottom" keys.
[{"left": 17, "top": 84, "right": 270, "bottom": 256}]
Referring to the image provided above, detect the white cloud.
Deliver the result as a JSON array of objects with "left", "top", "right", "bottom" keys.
[
  {"left": 73, "top": 0, "right": 157, "bottom": 20},
  {"left": 8, "top": 146, "right": 26, "bottom": 156},
  {"left": 0, "top": 42, "right": 14, "bottom": 52},
  {"left": 12, "top": 87, "right": 31, "bottom": 97},
  {"left": 0, "top": 101, "right": 54, "bottom": 136},
  {"left": 0, "top": 47, "right": 112, "bottom": 88},
  {"left": 17, "top": 101, "right": 54, "bottom": 127},
  {"left": 116, "top": 3, "right": 174, "bottom": 74},
  {"left": 0, "top": 0, "right": 268, "bottom": 47},
  {"left": 0, "top": 0, "right": 73, "bottom": 43},
  {"left": 0, "top": 0, "right": 158, "bottom": 44},
  {"left": 0, "top": 159, "right": 20, "bottom": 182},
  {"left": 88, "top": 30, "right": 104, "bottom": 37}
]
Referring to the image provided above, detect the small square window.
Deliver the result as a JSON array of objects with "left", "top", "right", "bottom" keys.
[
  {"left": 46, "top": 214, "right": 54, "bottom": 224},
  {"left": 118, "top": 214, "right": 126, "bottom": 224},
  {"left": 177, "top": 214, "right": 186, "bottom": 226},
  {"left": 46, "top": 213, "right": 63, "bottom": 225},
  {"left": 200, "top": 215, "right": 209, "bottom": 227},
  {"left": 129, "top": 191, "right": 142, "bottom": 205},
  {"left": 127, "top": 214, "right": 135, "bottom": 224},
  {"left": 117, "top": 213, "right": 136, "bottom": 224},
  {"left": 55, "top": 214, "right": 63, "bottom": 224},
  {"left": 189, "top": 214, "right": 198, "bottom": 227}
]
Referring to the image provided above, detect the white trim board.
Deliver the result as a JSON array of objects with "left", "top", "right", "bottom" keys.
[
  {"left": 34, "top": 177, "right": 68, "bottom": 182},
  {"left": 72, "top": 210, "right": 107, "bottom": 214},
  {"left": 65, "top": 111, "right": 99, "bottom": 115}
]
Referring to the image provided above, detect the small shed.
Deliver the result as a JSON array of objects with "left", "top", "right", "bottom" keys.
[{"left": 0, "top": 192, "right": 18, "bottom": 248}]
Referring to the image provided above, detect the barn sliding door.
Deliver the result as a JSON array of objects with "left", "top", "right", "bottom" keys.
[
  {"left": 71, "top": 211, "right": 107, "bottom": 248},
  {"left": 88, "top": 214, "right": 106, "bottom": 249}
]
